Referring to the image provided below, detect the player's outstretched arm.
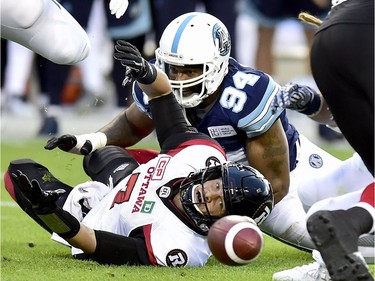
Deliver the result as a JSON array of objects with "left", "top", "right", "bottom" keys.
[
  {"left": 44, "top": 41, "right": 164, "bottom": 155},
  {"left": 113, "top": 40, "right": 172, "bottom": 100},
  {"left": 12, "top": 170, "right": 148, "bottom": 265},
  {"left": 272, "top": 83, "right": 336, "bottom": 126}
]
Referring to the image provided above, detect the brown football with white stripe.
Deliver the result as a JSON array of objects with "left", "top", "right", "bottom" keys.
[{"left": 207, "top": 215, "right": 263, "bottom": 266}]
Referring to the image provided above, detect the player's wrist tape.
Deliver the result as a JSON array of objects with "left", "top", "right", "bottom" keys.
[
  {"left": 38, "top": 209, "right": 80, "bottom": 239},
  {"left": 299, "top": 91, "right": 323, "bottom": 117},
  {"left": 137, "top": 62, "right": 157, "bottom": 85},
  {"left": 71, "top": 132, "right": 107, "bottom": 154}
]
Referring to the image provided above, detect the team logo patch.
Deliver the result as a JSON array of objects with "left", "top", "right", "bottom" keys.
[
  {"left": 212, "top": 24, "right": 231, "bottom": 57},
  {"left": 141, "top": 201, "right": 155, "bottom": 214},
  {"left": 166, "top": 249, "right": 188, "bottom": 267},
  {"left": 206, "top": 157, "right": 221, "bottom": 168},
  {"left": 309, "top": 154, "right": 323, "bottom": 168}
]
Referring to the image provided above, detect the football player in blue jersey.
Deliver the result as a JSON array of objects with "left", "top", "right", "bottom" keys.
[{"left": 44, "top": 12, "right": 373, "bottom": 255}]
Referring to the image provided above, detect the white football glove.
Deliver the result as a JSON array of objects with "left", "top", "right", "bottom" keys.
[{"left": 109, "top": 0, "right": 129, "bottom": 19}]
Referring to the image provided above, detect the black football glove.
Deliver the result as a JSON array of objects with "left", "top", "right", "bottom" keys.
[
  {"left": 45, "top": 134, "right": 77, "bottom": 152},
  {"left": 12, "top": 170, "right": 81, "bottom": 239},
  {"left": 271, "top": 83, "right": 322, "bottom": 116},
  {"left": 12, "top": 170, "right": 65, "bottom": 214},
  {"left": 113, "top": 40, "right": 157, "bottom": 86},
  {"left": 44, "top": 133, "right": 107, "bottom": 155}
]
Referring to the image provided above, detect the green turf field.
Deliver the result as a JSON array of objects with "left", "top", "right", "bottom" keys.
[{"left": 1, "top": 139, "right": 372, "bottom": 280}]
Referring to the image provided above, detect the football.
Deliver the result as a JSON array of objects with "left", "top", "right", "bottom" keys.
[{"left": 207, "top": 215, "right": 263, "bottom": 266}]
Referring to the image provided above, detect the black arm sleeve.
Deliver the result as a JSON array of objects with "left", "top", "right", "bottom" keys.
[
  {"left": 81, "top": 230, "right": 151, "bottom": 266},
  {"left": 149, "top": 93, "right": 219, "bottom": 153},
  {"left": 148, "top": 93, "right": 189, "bottom": 146}
]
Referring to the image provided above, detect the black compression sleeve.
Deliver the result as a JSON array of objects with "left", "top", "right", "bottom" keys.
[
  {"left": 88, "top": 230, "right": 151, "bottom": 266},
  {"left": 148, "top": 93, "right": 188, "bottom": 146}
]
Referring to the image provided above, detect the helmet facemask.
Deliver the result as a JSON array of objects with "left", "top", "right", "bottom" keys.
[
  {"left": 155, "top": 12, "right": 231, "bottom": 108},
  {"left": 179, "top": 166, "right": 223, "bottom": 233}
]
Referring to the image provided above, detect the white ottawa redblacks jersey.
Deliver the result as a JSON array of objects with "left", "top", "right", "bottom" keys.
[{"left": 68, "top": 141, "right": 227, "bottom": 267}]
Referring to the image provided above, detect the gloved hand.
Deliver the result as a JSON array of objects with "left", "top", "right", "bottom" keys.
[
  {"left": 109, "top": 0, "right": 129, "bottom": 19},
  {"left": 113, "top": 40, "right": 157, "bottom": 86},
  {"left": 44, "top": 132, "right": 107, "bottom": 155},
  {"left": 271, "top": 83, "right": 322, "bottom": 116},
  {"left": 12, "top": 170, "right": 65, "bottom": 214}
]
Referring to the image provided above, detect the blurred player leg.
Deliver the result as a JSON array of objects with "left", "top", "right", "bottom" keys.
[
  {"left": 260, "top": 187, "right": 315, "bottom": 251},
  {"left": 1, "top": 0, "right": 90, "bottom": 64},
  {"left": 2, "top": 41, "right": 35, "bottom": 116},
  {"left": 298, "top": 152, "right": 374, "bottom": 211},
  {"left": 307, "top": 183, "right": 374, "bottom": 281}
]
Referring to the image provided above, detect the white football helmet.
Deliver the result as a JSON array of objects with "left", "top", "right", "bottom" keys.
[{"left": 155, "top": 12, "right": 231, "bottom": 108}]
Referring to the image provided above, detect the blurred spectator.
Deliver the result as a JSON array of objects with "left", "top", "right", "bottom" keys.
[
  {"left": 70, "top": 0, "right": 153, "bottom": 110},
  {"left": 1, "top": 40, "right": 35, "bottom": 117},
  {"left": 73, "top": 0, "right": 114, "bottom": 112},
  {"left": 237, "top": 0, "right": 341, "bottom": 142},
  {"left": 36, "top": 0, "right": 95, "bottom": 136},
  {"left": 105, "top": 0, "right": 152, "bottom": 107},
  {"left": 151, "top": 0, "right": 239, "bottom": 58},
  {"left": 238, "top": 0, "right": 330, "bottom": 75}
]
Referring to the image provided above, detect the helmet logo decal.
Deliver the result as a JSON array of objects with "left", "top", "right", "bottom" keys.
[
  {"left": 212, "top": 23, "right": 231, "bottom": 57},
  {"left": 171, "top": 14, "right": 197, "bottom": 53},
  {"left": 205, "top": 156, "right": 221, "bottom": 167},
  {"left": 309, "top": 154, "right": 323, "bottom": 168},
  {"left": 254, "top": 205, "right": 271, "bottom": 225}
]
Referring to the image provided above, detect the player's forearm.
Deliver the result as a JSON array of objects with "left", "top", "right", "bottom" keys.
[
  {"left": 98, "top": 110, "right": 140, "bottom": 147},
  {"left": 98, "top": 104, "right": 154, "bottom": 147},
  {"left": 246, "top": 122, "right": 290, "bottom": 204},
  {"left": 67, "top": 224, "right": 97, "bottom": 254},
  {"left": 308, "top": 99, "right": 337, "bottom": 127},
  {"left": 138, "top": 69, "right": 172, "bottom": 100}
]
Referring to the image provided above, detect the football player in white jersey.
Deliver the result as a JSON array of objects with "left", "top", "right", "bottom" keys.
[
  {"left": 3, "top": 41, "right": 274, "bottom": 267},
  {"left": 43, "top": 12, "right": 373, "bottom": 257},
  {"left": 272, "top": 83, "right": 374, "bottom": 211},
  {"left": 1, "top": 0, "right": 128, "bottom": 64},
  {"left": 271, "top": 83, "right": 374, "bottom": 280}
]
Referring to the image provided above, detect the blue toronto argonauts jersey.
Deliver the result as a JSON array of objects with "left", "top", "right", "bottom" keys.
[{"left": 133, "top": 58, "right": 300, "bottom": 171}]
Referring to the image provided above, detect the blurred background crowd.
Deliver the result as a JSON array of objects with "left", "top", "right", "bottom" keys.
[{"left": 1, "top": 0, "right": 345, "bottom": 144}]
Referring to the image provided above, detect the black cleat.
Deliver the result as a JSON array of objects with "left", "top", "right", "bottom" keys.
[{"left": 307, "top": 210, "right": 374, "bottom": 281}]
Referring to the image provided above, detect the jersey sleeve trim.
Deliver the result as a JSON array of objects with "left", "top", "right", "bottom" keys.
[
  {"left": 143, "top": 224, "right": 158, "bottom": 265},
  {"left": 132, "top": 83, "right": 152, "bottom": 118},
  {"left": 238, "top": 75, "right": 284, "bottom": 138}
]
